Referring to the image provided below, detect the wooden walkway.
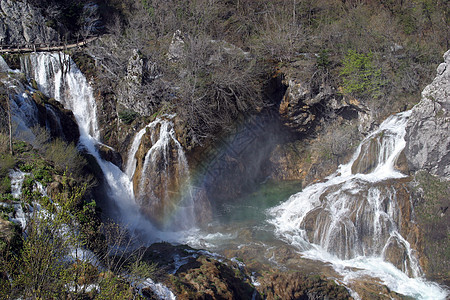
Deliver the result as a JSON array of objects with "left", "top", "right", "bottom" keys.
[{"left": 0, "top": 36, "right": 98, "bottom": 54}]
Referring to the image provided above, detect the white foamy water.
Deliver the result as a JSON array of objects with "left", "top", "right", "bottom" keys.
[
  {"left": 268, "top": 111, "right": 449, "bottom": 299},
  {"left": 128, "top": 117, "right": 197, "bottom": 231},
  {"left": 136, "top": 278, "right": 176, "bottom": 300},
  {"left": 21, "top": 52, "right": 159, "bottom": 234},
  {"left": 22, "top": 52, "right": 99, "bottom": 139}
]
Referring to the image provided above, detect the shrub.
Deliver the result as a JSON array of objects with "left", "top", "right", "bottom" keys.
[
  {"left": 316, "top": 49, "right": 331, "bottom": 70},
  {"left": 339, "top": 50, "right": 383, "bottom": 99},
  {"left": 118, "top": 109, "right": 138, "bottom": 125},
  {"left": 0, "top": 176, "right": 11, "bottom": 194},
  {"left": 44, "top": 138, "right": 87, "bottom": 176},
  {"left": 0, "top": 154, "right": 15, "bottom": 176}
]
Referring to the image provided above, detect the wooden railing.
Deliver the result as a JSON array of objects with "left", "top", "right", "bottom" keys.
[{"left": 0, "top": 36, "right": 99, "bottom": 54}]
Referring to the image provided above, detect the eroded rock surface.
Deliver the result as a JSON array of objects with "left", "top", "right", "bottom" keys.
[
  {"left": 279, "top": 76, "right": 363, "bottom": 135},
  {"left": 0, "top": 0, "right": 59, "bottom": 45},
  {"left": 405, "top": 50, "right": 450, "bottom": 178}
]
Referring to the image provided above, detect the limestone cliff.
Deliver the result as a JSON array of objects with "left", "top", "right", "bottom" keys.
[
  {"left": 404, "top": 49, "right": 450, "bottom": 285},
  {"left": 0, "top": 0, "right": 59, "bottom": 45},
  {"left": 405, "top": 50, "right": 450, "bottom": 179}
]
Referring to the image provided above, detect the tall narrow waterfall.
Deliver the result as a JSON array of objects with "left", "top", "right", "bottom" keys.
[
  {"left": 21, "top": 52, "right": 156, "bottom": 234},
  {"left": 268, "top": 111, "right": 447, "bottom": 299}
]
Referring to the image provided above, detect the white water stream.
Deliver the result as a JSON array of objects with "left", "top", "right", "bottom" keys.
[
  {"left": 268, "top": 111, "right": 448, "bottom": 299},
  {"left": 133, "top": 118, "right": 196, "bottom": 230},
  {"left": 21, "top": 52, "right": 153, "bottom": 232},
  {"left": 18, "top": 52, "right": 179, "bottom": 298},
  {"left": 11, "top": 53, "right": 448, "bottom": 299}
]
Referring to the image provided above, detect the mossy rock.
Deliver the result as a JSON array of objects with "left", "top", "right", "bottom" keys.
[{"left": 31, "top": 90, "right": 49, "bottom": 105}]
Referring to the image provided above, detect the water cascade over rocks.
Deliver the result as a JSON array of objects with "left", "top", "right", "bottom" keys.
[
  {"left": 0, "top": 63, "right": 39, "bottom": 142},
  {"left": 125, "top": 117, "right": 211, "bottom": 230},
  {"left": 20, "top": 52, "right": 160, "bottom": 234},
  {"left": 0, "top": 53, "right": 180, "bottom": 299},
  {"left": 20, "top": 52, "right": 205, "bottom": 236},
  {"left": 268, "top": 111, "right": 448, "bottom": 299},
  {"left": 7, "top": 52, "right": 448, "bottom": 299}
]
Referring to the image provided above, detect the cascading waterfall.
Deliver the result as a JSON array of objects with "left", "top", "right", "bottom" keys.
[
  {"left": 268, "top": 111, "right": 448, "bottom": 299},
  {"left": 125, "top": 117, "right": 197, "bottom": 230},
  {"left": 20, "top": 52, "right": 156, "bottom": 234},
  {"left": 1, "top": 55, "right": 178, "bottom": 297},
  {"left": 21, "top": 53, "right": 99, "bottom": 139},
  {"left": 1, "top": 72, "right": 39, "bottom": 142}
]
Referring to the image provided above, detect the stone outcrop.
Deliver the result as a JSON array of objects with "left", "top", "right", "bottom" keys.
[
  {"left": 258, "top": 272, "right": 351, "bottom": 300},
  {"left": 405, "top": 50, "right": 450, "bottom": 178},
  {"left": 167, "top": 30, "right": 185, "bottom": 61},
  {"left": 118, "top": 49, "right": 145, "bottom": 115},
  {"left": 116, "top": 49, "right": 167, "bottom": 118},
  {"left": 0, "top": 0, "right": 59, "bottom": 45},
  {"left": 32, "top": 92, "right": 80, "bottom": 144},
  {"left": 97, "top": 144, "right": 122, "bottom": 169},
  {"left": 279, "top": 76, "right": 363, "bottom": 135}
]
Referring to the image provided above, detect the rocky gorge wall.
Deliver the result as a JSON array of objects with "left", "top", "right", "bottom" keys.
[
  {"left": 404, "top": 50, "right": 450, "bottom": 285},
  {"left": 0, "top": 0, "right": 59, "bottom": 45},
  {"left": 405, "top": 50, "right": 450, "bottom": 179}
]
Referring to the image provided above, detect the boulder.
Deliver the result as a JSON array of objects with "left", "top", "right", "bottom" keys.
[{"left": 97, "top": 144, "right": 123, "bottom": 169}]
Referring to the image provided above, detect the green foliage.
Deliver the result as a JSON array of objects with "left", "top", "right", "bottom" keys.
[
  {"left": 44, "top": 138, "right": 87, "bottom": 176},
  {"left": 0, "top": 176, "right": 11, "bottom": 194},
  {"left": 118, "top": 109, "right": 138, "bottom": 125},
  {"left": 0, "top": 154, "right": 15, "bottom": 174},
  {"left": 12, "top": 141, "right": 28, "bottom": 154},
  {"left": 316, "top": 49, "right": 331, "bottom": 70},
  {"left": 12, "top": 214, "right": 71, "bottom": 298},
  {"left": 0, "top": 193, "right": 14, "bottom": 203},
  {"left": 0, "top": 179, "right": 101, "bottom": 299},
  {"left": 130, "top": 260, "right": 158, "bottom": 279},
  {"left": 32, "top": 164, "right": 53, "bottom": 185},
  {"left": 0, "top": 204, "right": 14, "bottom": 215},
  {"left": 0, "top": 153, "right": 14, "bottom": 195},
  {"left": 339, "top": 50, "right": 383, "bottom": 99},
  {"left": 96, "top": 274, "right": 136, "bottom": 300}
]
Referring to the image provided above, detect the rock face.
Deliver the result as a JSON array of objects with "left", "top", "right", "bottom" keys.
[
  {"left": 258, "top": 272, "right": 351, "bottom": 300},
  {"left": 405, "top": 50, "right": 450, "bottom": 178},
  {"left": 167, "top": 30, "right": 185, "bottom": 61},
  {"left": 116, "top": 49, "right": 167, "bottom": 118},
  {"left": 279, "top": 77, "right": 363, "bottom": 135},
  {"left": 32, "top": 93, "right": 80, "bottom": 144},
  {"left": 118, "top": 49, "right": 146, "bottom": 115},
  {"left": 0, "top": 0, "right": 59, "bottom": 45}
]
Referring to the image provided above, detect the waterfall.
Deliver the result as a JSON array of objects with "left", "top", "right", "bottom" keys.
[
  {"left": 268, "top": 111, "right": 448, "bottom": 299},
  {"left": 125, "top": 117, "right": 197, "bottom": 230},
  {"left": 1, "top": 73, "right": 40, "bottom": 142},
  {"left": 125, "top": 124, "right": 150, "bottom": 179},
  {"left": 21, "top": 53, "right": 99, "bottom": 139},
  {"left": 20, "top": 52, "right": 157, "bottom": 234}
]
